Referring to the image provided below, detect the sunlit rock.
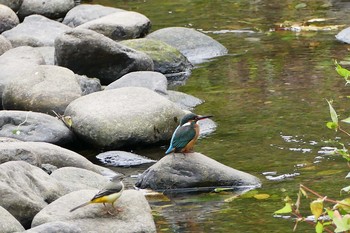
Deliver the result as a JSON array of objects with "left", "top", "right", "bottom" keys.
[
  {"left": 63, "top": 4, "right": 125, "bottom": 27},
  {"left": 2, "top": 15, "right": 71, "bottom": 47},
  {"left": 136, "top": 152, "right": 261, "bottom": 192},
  {"left": 0, "top": 206, "right": 25, "bottom": 233},
  {"left": 96, "top": 151, "right": 156, "bottom": 167},
  {"left": 0, "top": 4, "right": 19, "bottom": 34}
]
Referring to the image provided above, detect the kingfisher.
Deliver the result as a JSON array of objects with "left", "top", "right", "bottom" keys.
[{"left": 165, "top": 113, "right": 212, "bottom": 155}]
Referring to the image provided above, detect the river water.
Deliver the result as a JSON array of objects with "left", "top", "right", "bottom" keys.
[{"left": 86, "top": 0, "right": 350, "bottom": 232}]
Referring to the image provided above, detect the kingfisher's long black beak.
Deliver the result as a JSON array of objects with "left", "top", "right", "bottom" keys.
[{"left": 197, "top": 115, "right": 213, "bottom": 120}]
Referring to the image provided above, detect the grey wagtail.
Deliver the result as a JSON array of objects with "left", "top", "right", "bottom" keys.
[{"left": 70, "top": 175, "right": 124, "bottom": 214}]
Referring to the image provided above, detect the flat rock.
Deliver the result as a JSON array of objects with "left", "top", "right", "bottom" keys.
[
  {"left": 0, "top": 205, "right": 25, "bottom": 233},
  {"left": 63, "top": 4, "right": 125, "bottom": 27},
  {"left": 24, "top": 221, "right": 82, "bottom": 233},
  {"left": 0, "top": 0, "right": 23, "bottom": 12},
  {"left": 336, "top": 26, "right": 350, "bottom": 44},
  {"left": 0, "top": 34, "right": 12, "bottom": 55},
  {"left": 120, "top": 38, "right": 192, "bottom": 85},
  {"left": 0, "top": 46, "right": 45, "bottom": 106},
  {"left": 147, "top": 27, "right": 228, "bottom": 64},
  {"left": 136, "top": 152, "right": 261, "bottom": 192},
  {"left": 77, "top": 11, "right": 151, "bottom": 41},
  {"left": 0, "top": 141, "right": 112, "bottom": 175},
  {"left": 17, "top": 0, "right": 75, "bottom": 20},
  {"left": 31, "top": 190, "right": 156, "bottom": 233},
  {"left": 50, "top": 167, "right": 110, "bottom": 193},
  {"left": 0, "top": 110, "right": 75, "bottom": 146},
  {"left": 2, "top": 15, "right": 71, "bottom": 47},
  {"left": 96, "top": 151, "right": 156, "bottom": 167},
  {"left": 0, "top": 161, "right": 66, "bottom": 228},
  {"left": 64, "top": 87, "right": 185, "bottom": 149},
  {"left": 105, "top": 71, "right": 168, "bottom": 95},
  {"left": 55, "top": 28, "right": 154, "bottom": 85},
  {"left": 0, "top": 4, "right": 19, "bottom": 33},
  {"left": 3, "top": 65, "right": 82, "bottom": 115},
  {"left": 167, "top": 90, "right": 203, "bottom": 110}
]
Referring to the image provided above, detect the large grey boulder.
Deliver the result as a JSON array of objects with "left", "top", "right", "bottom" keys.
[
  {"left": 24, "top": 221, "right": 82, "bottom": 233},
  {"left": 0, "top": 0, "right": 23, "bottom": 12},
  {"left": 105, "top": 71, "right": 168, "bottom": 95},
  {"left": 32, "top": 190, "right": 156, "bottom": 233},
  {"left": 77, "top": 11, "right": 151, "bottom": 41},
  {"left": 63, "top": 4, "right": 125, "bottom": 27},
  {"left": 35, "top": 46, "right": 54, "bottom": 65},
  {"left": 55, "top": 28, "right": 154, "bottom": 85},
  {"left": 147, "top": 27, "right": 228, "bottom": 64},
  {"left": 0, "top": 161, "right": 66, "bottom": 228},
  {"left": 0, "top": 141, "right": 112, "bottom": 175},
  {"left": 0, "top": 110, "right": 75, "bottom": 145},
  {"left": 0, "top": 206, "right": 25, "bottom": 233},
  {"left": 136, "top": 152, "right": 261, "bottom": 191},
  {"left": 120, "top": 38, "right": 192, "bottom": 85},
  {"left": 0, "top": 46, "right": 45, "bottom": 105},
  {"left": 0, "top": 35, "right": 12, "bottom": 55},
  {"left": 2, "top": 15, "right": 71, "bottom": 47},
  {"left": 50, "top": 167, "right": 109, "bottom": 193},
  {"left": 3, "top": 65, "right": 82, "bottom": 115},
  {"left": 64, "top": 87, "right": 185, "bottom": 149},
  {"left": 0, "top": 4, "right": 19, "bottom": 33},
  {"left": 17, "top": 0, "right": 75, "bottom": 20}
]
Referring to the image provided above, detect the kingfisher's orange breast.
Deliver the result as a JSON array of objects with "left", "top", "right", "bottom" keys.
[{"left": 181, "top": 123, "right": 200, "bottom": 153}]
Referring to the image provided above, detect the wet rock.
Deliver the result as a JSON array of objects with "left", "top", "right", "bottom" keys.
[
  {"left": 0, "top": 46, "right": 45, "bottom": 107},
  {"left": 3, "top": 65, "right": 82, "bottom": 115},
  {"left": 0, "top": 206, "right": 25, "bottom": 233},
  {"left": 75, "top": 74, "right": 102, "bottom": 95},
  {"left": 2, "top": 15, "right": 71, "bottom": 47},
  {"left": 77, "top": 11, "right": 151, "bottom": 41},
  {"left": 136, "top": 152, "right": 261, "bottom": 191},
  {"left": 0, "top": 0, "right": 23, "bottom": 12},
  {"left": 32, "top": 190, "right": 156, "bottom": 233},
  {"left": 336, "top": 26, "right": 350, "bottom": 44},
  {"left": 120, "top": 38, "right": 192, "bottom": 85},
  {"left": 51, "top": 167, "right": 110, "bottom": 193},
  {"left": 0, "top": 35, "right": 12, "bottom": 55},
  {"left": 105, "top": 71, "right": 168, "bottom": 95},
  {"left": 0, "top": 110, "right": 75, "bottom": 146},
  {"left": 197, "top": 117, "right": 217, "bottom": 137},
  {"left": 24, "top": 221, "right": 82, "bottom": 233},
  {"left": 55, "top": 28, "right": 154, "bottom": 85},
  {"left": 0, "top": 161, "right": 66, "bottom": 228},
  {"left": 64, "top": 87, "right": 185, "bottom": 149},
  {"left": 167, "top": 90, "right": 203, "bottom": 110},
  {"left": 63, "top": 4, "right": 125, "bottom": 27},
  {"left": 17, "top": 0, "right": 75, "bottom": 20},
  {"left": 0, "top": 141, "right": 112, "bottom": 175},
  {"left": 96, "top": 151, "right": 156, "bottom": 167},
  {"left": 0, "top": 4, "right": 19, "bottom": 33},
  {"left": 147, "top": 27, "right": 228, "bottom": 64}
]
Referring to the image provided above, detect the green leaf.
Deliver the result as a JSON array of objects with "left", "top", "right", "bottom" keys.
[
  {"left": 12, "top": 129, "right": 20, "bottom": 135},
  {"left": 326, "top": 99, "right": 338, "bottom": 124},
  {"left": 310, "top": 198, "right": 324, "bottom": 220},
  {"left": 316, "top": 221, "right": 323, "bottom": 233},
  {"left": 335, "top": 60, "right": 350, "bottom": 80},
  {"left": 326, "top": 121, "right": 338, "bottom": 130},
  {"left": 333, "top": 215, "right": 350, "bottom": 232},
  {"left": 342, "top": 117, "right": 350, "bottom": 124},
  {"left": 214, "top": 187, "right": 233, "bottom": 193},
  {"left": 274, "top": 203, "right": 292, "bottom": 214}
]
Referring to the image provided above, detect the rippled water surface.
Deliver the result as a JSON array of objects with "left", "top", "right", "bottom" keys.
[{"left": 86, "top": 0, "right": 350, "bottom": 232}]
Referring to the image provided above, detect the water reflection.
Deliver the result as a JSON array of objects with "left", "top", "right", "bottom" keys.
[{"left": 89, "top": 0, "right": 350, "bottom": 232}]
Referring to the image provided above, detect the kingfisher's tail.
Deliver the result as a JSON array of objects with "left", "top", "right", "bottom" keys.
[{"left": 165, "top": 146, "right": 174, "bottom": 155}]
